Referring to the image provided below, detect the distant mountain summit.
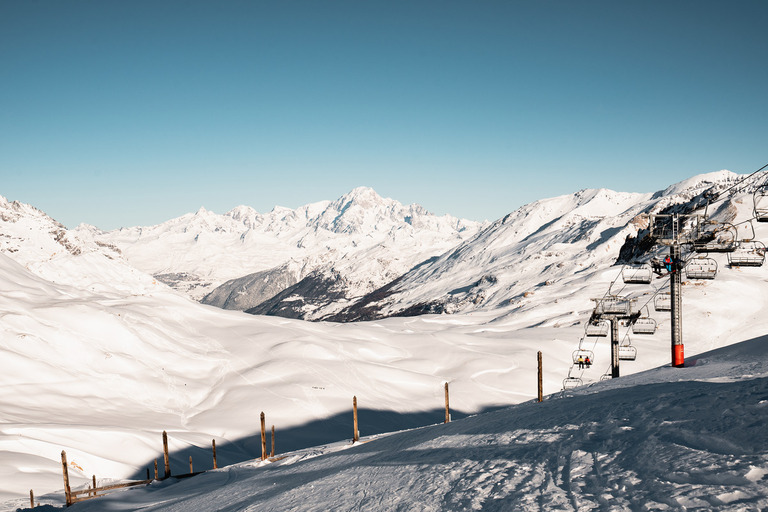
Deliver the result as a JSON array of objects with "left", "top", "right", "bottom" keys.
[{"left": 77, "top": 187, "right": 483, "bottom": 312}]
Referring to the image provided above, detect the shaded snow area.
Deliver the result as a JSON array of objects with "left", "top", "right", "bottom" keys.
[{"left": 16, "top": 337, "right": 768, "bottom": 512}]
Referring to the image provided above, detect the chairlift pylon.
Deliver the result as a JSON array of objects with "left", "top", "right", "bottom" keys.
[
  {"left": 621, "top": 264, "right": 653, "bottom": 284},
  {"left": 685, "top": 256, "right": 717, "bottom": 280},
  {"left": 728, "top": 240, "right": 766, "bottom": 267}
]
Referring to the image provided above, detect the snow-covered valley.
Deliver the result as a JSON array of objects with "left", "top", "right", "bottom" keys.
[{"left": 1, "top": 170, "right": 768, "bottom": 510}]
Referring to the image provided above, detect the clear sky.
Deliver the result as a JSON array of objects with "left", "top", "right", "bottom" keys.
[{"left": 1, "top": 1, "right": 766, "bottom": 230}]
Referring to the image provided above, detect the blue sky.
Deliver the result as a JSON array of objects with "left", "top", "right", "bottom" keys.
[{"left": 1, "top": 1, "right": 766, "bottom": 230}]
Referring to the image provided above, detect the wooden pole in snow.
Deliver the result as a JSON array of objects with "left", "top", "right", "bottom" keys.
[
  {"left": 260, "top": 412, "right": 267, "bottom": 461},
  {"left": 271, "top": 425, "right": 275, "bottom": 458},
  {"left": 444, "top": 382, "right": 450, "bottom": 423},
  {"left": 92, "top": 475, "right": 97, "bottom": 496},
  {"left": 29, "top": 489, "right": 34, "bottom": 508},
  {"left": 353, "top": 396, "right": 359, "bottom": 442},
  {"left": 538, "top": 351, "right": 543, "bottom": 402},
  {"left": 162, "top": 431, "right": 171, "bottom": 478},
  {"left": 212, "top": 439, "right": 218, "bottom": 469},
  {"left": 61, "top": 451, "right": 72, "bottom": 506},
  {"left": 154, "top": 459, "right": 158, "bottom": 480},
  {"left": 189, "top": 456, "right": 193, "bottom": 474}
]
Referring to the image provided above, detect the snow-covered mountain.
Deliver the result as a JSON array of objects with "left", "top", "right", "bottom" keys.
[
  {"left": 329, "top": 170, "right": 748, "bottom": 321},
  {"left": 77, "top": 187, "right": 482, "bottom": 319},
  {"left": 0, "top": 195, "right": 163, "bottom": 296}
]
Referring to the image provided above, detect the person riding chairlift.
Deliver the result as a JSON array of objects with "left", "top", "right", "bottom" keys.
[
  {"left": 664, "top": 255, "right": 674, "bottom": 273},
  {"left": 577, "top": 355, "right": 584, "bottom": 370},
  {"left": 584, "top": 356, "right": 592, "bottom": 368}
]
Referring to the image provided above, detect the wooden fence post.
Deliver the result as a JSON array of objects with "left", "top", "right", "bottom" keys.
[
  {"left": 92, "top": 475, "right": 97, "bottom": 497},
  {"left": 444, "top": 382, "right": 450, "bottom": 423},
  {"left": 189, "top": 456, "right": 193, "bottom": 474},
  {"left": 30, "top": 489, "right": 34, "bottom": 508},
  {"left": 537, "top": 351, "right": 543, "bottom": 403},
  {"left": 271, "top": 425, "right": 275, "bottom": 458},
  {"left": 212, "top": 439, "right": 218, "bottom": 469},
  {"left": 260, "top": 412, "right": 267, "bottom": 461},
  {"left": 61, "top": 450, "right": 72, "bottom": 506},
  {"left": 162, "top": 431, "right": 171, "bottom": 478},
  {"left": 353, "top": 396, "right": 359, "bottom": 443},
  {"left": 154, "top": 459, "right": 158, "bottom": 480}
]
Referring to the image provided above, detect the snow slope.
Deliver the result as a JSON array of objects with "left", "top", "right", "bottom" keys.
[{"left": 18, "top": 334, "right": 768, "bottom": 511}]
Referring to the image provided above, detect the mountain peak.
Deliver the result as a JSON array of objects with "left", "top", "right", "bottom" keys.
[{"left": 338, "top": 186, "right": 386, "bottom": 207}]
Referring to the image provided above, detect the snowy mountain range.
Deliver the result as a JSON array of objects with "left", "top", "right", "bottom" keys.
[
  {"left": 75, "top": 187, "right": 482, "bottom": 319},
  {"left": 76, "top": 171, "right": 750, "bottom": 324},
  {"left": 1, "top": 169, "right": 768, "bottom": 510}
]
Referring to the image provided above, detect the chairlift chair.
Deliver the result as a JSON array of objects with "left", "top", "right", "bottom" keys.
[
  {"left": 685, "top": 257, "right": 718, "bottom": 280},
  {"left": 562, "top": 377, "right": 583, "bottom": 390},
  {"left": 621, "top": 264, "right": 653, "bottom": 284},
  {"left": 585, "top": 320, "right": 609, "bottom": 337},
  {"left": 727, "top": 240, "right": 766, "bottom": 267},
  {"left": 632, "top": 317, "right": 657, "bottom": 335},
  {"left": 692, "top": 222, "right": 738, "bottom": 253},
  {"left": 654, "top": 293, "right": 672, "bottom": 312},
  {"left": 599, "top": 374, "right": 612, "bottom": 382},
  {"left": 595, "top": 295, "right": 633, "bottom": 316},
  {"left": 754, "top": 185, "right": 768, "bottom": 222},
  {"left": 572, "top": 349, "right": 595, "bottom": 365},
  {"left": 618, "top": 344, "right": 637, "bottom": 361}
]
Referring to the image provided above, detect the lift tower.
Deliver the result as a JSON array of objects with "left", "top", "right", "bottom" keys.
[
  {"left": 650, "top": 213, "right": 701, "bottom": 368},
  {"left": 590, "top": 295, "right": 635, "bottom": 378}
]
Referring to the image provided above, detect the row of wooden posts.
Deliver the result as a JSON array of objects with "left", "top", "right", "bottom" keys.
[{"left": 53, "top": 354, "right": 546, "bottom": 507}]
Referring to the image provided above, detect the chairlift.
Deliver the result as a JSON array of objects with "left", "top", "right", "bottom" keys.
[
  {"left": 632, "top": 317, "right": 657, "bottom": 335},
  {"left": 654, "top": 293, "right": 672, "bottom": 312},
  {"left": 754, "top": 184, "right": 768, "bottom": 222},
  {"left": 618, "top": 342, "right": 637, "bottom": 361},
  {"left": 572, "top": 349, "right": 594, "bottom": 365},
  {"left": 727, "top": 240, "right": 766, "bottom": 267},
  {"left": 621, "top": 264, "right": 652, "bottom": 284},
  {"left": 685, "top": 257, "right": 717, "bottom": 280},
  {"left": 736, "top": 221, "right": 757, "bottom": 242},
  {"left": 562, "top": 377, "right": 583, "bottom": 390},
  {"left": 616, "top": 333, "right": 636, "bottom": 360},
  {"left": 692, "top": 222, "right": 737, "bottom": 253},
  {"left": 585, "top": 320, "right": 609, "bottom": 337},
  {"left": 594, "top": 295, "right": 633, "bottom": 316},
  {"left": 599, "top": 374, "right": 612, "bottom": 382}
]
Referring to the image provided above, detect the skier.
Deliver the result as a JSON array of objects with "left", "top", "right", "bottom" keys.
[
  {"left": 577, "top": 355, "right": 584, "bottom": 370},
  {"left": 584, "top": 356, "right": 591, "bottom": 368},
  {"left": 664, "top": 255, "right": 674, "bottom": 273}
]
